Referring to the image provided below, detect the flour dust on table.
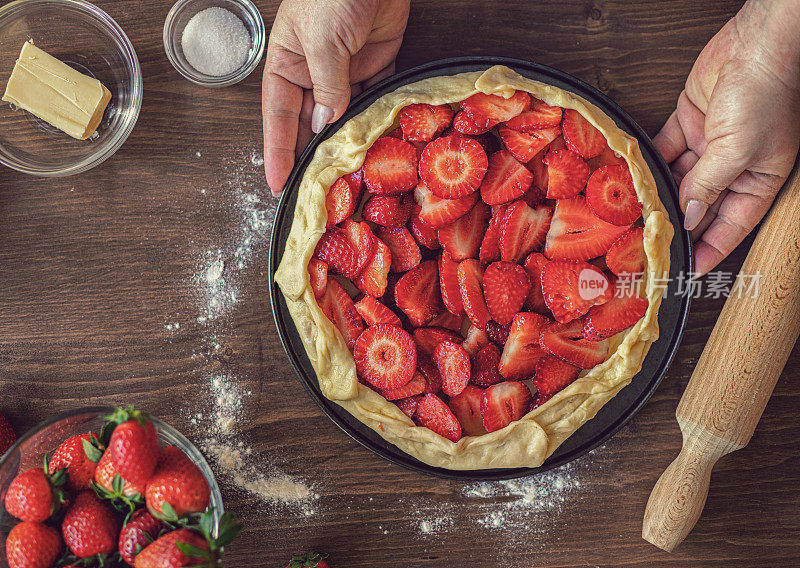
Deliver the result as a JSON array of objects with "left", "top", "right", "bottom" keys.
[{"left": 168, "top": 147, "right": 317, "bottom": 516}]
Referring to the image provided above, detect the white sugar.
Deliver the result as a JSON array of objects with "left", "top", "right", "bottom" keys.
[{"left": 181, "top": 7, "right": 250, "bottom": 77}]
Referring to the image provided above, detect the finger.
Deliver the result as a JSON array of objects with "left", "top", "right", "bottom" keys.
[
  {"left": 296, "top": 89, "right": 316, "bottom": 159},
  {"left": 676, "top": 91, "right": 708, "bottom": 155},
  {"left": 362, "top": 61, "right": 396, "bottom": 90},
  {"left": 679, "top": 136, "right": 748, "bottom": 231},
  {"left": 262, "top": 68, "right": 303, "bottom": 197},
  {"left": 693, "top": 189, "right": 773, "bottom": 275},
  {"left": 653, "top": 111, "right": 687, "bottom": 164},
  {"left": 305, "top": 44, "right": 352, "bottom": 133},
  {"left": 691, "top": 188, "right": 728, "bottom": 242},
  {"left": 670, "top": 149, "right": 699, "bottom": 187},
  {"left": 350, "top": 82, "right": 364, "bottom": 99}
]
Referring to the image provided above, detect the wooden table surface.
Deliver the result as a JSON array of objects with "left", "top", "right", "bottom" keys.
[{"left": 2, "top": 1, "right": 798, "bottom": 566}]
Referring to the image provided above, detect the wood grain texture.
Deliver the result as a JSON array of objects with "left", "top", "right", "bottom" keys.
[
  {"left": 3, "top": 1, "right": 799, "bottom": 567},
  {"left": 643, "top": 164, "right": 800, "bottom": 551}
]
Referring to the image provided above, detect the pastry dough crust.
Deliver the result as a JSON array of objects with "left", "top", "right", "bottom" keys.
[{"left": 275, "top": 65, "right": 673, "bottom": 470}]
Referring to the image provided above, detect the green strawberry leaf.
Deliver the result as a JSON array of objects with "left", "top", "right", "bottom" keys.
[
  {"left": 288, "top": 552, "right": 327, "bottom": 568},
  {"left": 82, "top": 437, "right": 104, "bottom": 463},
  {"left": 176, "top": 541, "right": 210, "bottom": 559}
]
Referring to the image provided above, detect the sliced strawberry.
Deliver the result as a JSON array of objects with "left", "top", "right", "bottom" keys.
[
  {"left": 481, "top": 381, "right": 533, "bottom": 432},
  {"left": 438, "top": 201, "right": 490, "bottom": 261},
  {"left": 412, "top": 326, "right": 461, "bottom": 357},
  {"left": 483, "top": 261, "right": 531, "bottom": 325},
  {"left": 318, "top": 279, "right": 363, "bottom": 350},
  {"left": 461, "top": 324, "right": 490, "bottom": 356},
  {"left": 354, "top": 324, "right": 416, "bottom": 389},
  {"left": 342, "top": 219, "right": 377, "bottom": 275},
  {"left": 395, "top": 395, "right": 423, "bottom": 419},
  {"left": 363, "top": 136, "right": 419, "bottom": 194},
  {"left": 544, "top": 196, "right": 630, "bottom": 261},
  {"left": 523, "top": 252, "right": 549, "bottom": 314},
  {"left": 499, "top": 125, "right": 562, "bottom": 163},
  {"left": 325, "top": 176, "right": 358, "bottom": 228},
  {"left": 379, "top": 371, "right": 426, "bottom": 400},
  {"left": 527, "top": 149, "right": 548, "bottom": 191},
  {"left": 499, "top": 200, "right": 553, "bottom": 262},
  {"left": 460, "top": 90, "right": 531, "bottom": 129},
  {"left": 540, "top": 259, "right": 612, "bottom": 323},
  {"left": 548, "top": 135, "right": 568, "bottom": 153},
  {"left": 498, "top": 312, "right": 549, "bottom": 380},
  {"left": 417, "top": 354, "right": 443, "bottom": 394},
  {"left": 485, "top": 321, "right": 511, "bottom": 346},
  {"left": 439, "top": 251, "right": 465, "bottom": 315},
  {"left": 394, "top": 260, "right": 443, "bottom": 327},
  {"left": 532, "top": 355, "right": 581, "bottom": 395},
  {"left": 504, "top": 98, "right": 563, "bottom": 131},
  {"left": 539, "top": 318, "right": 608, "bottom": 369},
  {"left": 414, "top": 180, "right": 479, "bottom": 228},
  {"left": 529, "top": 391, "right": 554, "bottom": 410},
  {"left": 363, "top": 194, "right": 413, "bottom": 227},
  {"left": 376, "top": 226, "right": 422, "bottom": 273},
  {"left": 419, "top": 136, "right": 488, "bottom": 199},
  {"left": 429, "top": 310, "right": 463, "bottom": 331},
  {"left": 314, "top": 226, "right": 360, "bottom": 278},
  {"left": 585, "top": 165, "right": 642, "bottom": 226},
  {"left": 448, "top": 385, "right": 487, "bottom": 436},
  {"left": 606, "top": 227, "right": 646, "bottom": 277},
  {"left": 409, "top": 204, "right": 440, "bottom": 250},
  {"left": 543, "top": 149, "right": 590, "bottom": 199},
  {"left": 480, "top": 150, "right": 534, "bottom": 205},
  {"left": 470, "top": 343, "right": 504, "bottom": 387},
  {"left": 457, "top": 259, "right": 491, "bottom": 330},
  {"left": 479, "top": 205, "right": 506, "bottom": 265},
  {"left": 343, "top": 168, "right": 364, "bottom": 191},
  {"left": 434, "top": 340, "right": 471, "bottom": 397},
  {"left": 562, "top": 108, "right": 606, "bottom": 159},
  {"left": 354, "top": 237, "right": 391, "bottom": 297},
  {"left": 453, "top": 111, "right": 490, "bottom": 135},
  {"left": 307, "top": 258, "right": 328, "bottom": 299},
  {"left": 521, "top": 183, "right": 546, "bottom": 209},
  {"left": 414, "top": 394, "right": 462, "bottom": 442},
  {"left": 386, "top": 128, "right": 403, "bottom": 139},
  {"left": 355, "top": 295, "right": 402, "bottom": 327},
  {"left": 587, "top": 144, "right": 627, "bottom": 170},
  {"left": 583, "top": 292, "right": 649, "bottom": 340},
  {"left": 399, "top": 103, "right": 454, "bottom": 142}
]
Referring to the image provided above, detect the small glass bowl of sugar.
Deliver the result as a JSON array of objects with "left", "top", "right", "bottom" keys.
[{"left": 163, "top": 0, "right": 265, "bottom": 87}]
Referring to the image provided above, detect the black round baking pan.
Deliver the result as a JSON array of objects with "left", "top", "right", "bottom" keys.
[{"left": 268, "top": 56, "right": 692, "bottom": 480}]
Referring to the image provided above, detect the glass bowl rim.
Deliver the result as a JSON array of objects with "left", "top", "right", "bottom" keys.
[
  {"left": 162, "top": 0, "right": 266, "bottom": 88},
  {"left": 0, "top": 405, "right": 223, "bottom": 517},
  {"left": 0, "top": 0, "right": 143, "bottom": 177}
]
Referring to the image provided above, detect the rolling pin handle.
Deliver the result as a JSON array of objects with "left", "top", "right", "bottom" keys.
[{"left": 641, "top": 430, "right": 726, "bottom": 552}]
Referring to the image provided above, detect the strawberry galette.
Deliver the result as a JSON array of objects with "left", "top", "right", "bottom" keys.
[{"left": 276, "top": 65, "right": 673, "bottom": 470}]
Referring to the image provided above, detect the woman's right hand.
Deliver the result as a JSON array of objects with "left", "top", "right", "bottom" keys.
[{"left": 262, "top": 0, "right": 411, "bottom": 197}]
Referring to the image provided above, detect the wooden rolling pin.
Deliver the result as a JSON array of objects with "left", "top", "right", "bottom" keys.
[{"left": 642, "top": 160, "right": 800, "bottom": 552}]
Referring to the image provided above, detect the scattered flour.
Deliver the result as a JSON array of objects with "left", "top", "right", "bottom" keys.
[{"left": 172, "top": 147, "right": 316, "bottom": 516}]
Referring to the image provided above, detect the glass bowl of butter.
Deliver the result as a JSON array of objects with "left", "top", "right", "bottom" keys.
[{"left": 0, "top": 0, "right": 142, "bottom": 176}]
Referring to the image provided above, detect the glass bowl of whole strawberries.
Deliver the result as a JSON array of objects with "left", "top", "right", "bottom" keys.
[{"left": 0, "top": 406, "right": 240, "bottom": 568}]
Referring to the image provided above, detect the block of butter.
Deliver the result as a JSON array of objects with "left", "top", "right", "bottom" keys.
[{"left": 2, "top": 41, "right": 112, "bottom": 140}]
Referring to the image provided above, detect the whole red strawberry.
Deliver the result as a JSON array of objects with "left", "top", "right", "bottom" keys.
[
  {"left": 61, "top": 491, "right": 121, "bottom": 558},
  {"left": 94, "top": 450, "right": 146, "bottom": 500},
  {"left": 0, "top": 410, "right": 17, "bottom": 456},
  {"left": 5, "top": 521, "right": 62, "bottom": 568},
  {"left": 286, "top": 552, "right": 330, "bottom": 568},
  {"left": 145, "top": 446, "right": 210, "bottom": 519},
  {"left": 49, "top": 433, "right": 100, "bottom": 491},
  {"left": 119, "top": 509, "right": 166, "bottom": 566},
  {"left": 5, "top": 467, "right": 67, "bottom": 522},
  {"left": 106, "top": 406, "right": 160, "bottom": 488},
  {"left": 134, "top": 528, "right": 208, "bottom": 568}
]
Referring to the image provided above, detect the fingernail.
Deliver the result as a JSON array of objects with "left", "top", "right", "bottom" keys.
[
  {"left": 311, "top": 103, "right": 334, "bottom": 134},
  {"left": 684, "top": 199, "right": 707, "bottom": 231}
]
